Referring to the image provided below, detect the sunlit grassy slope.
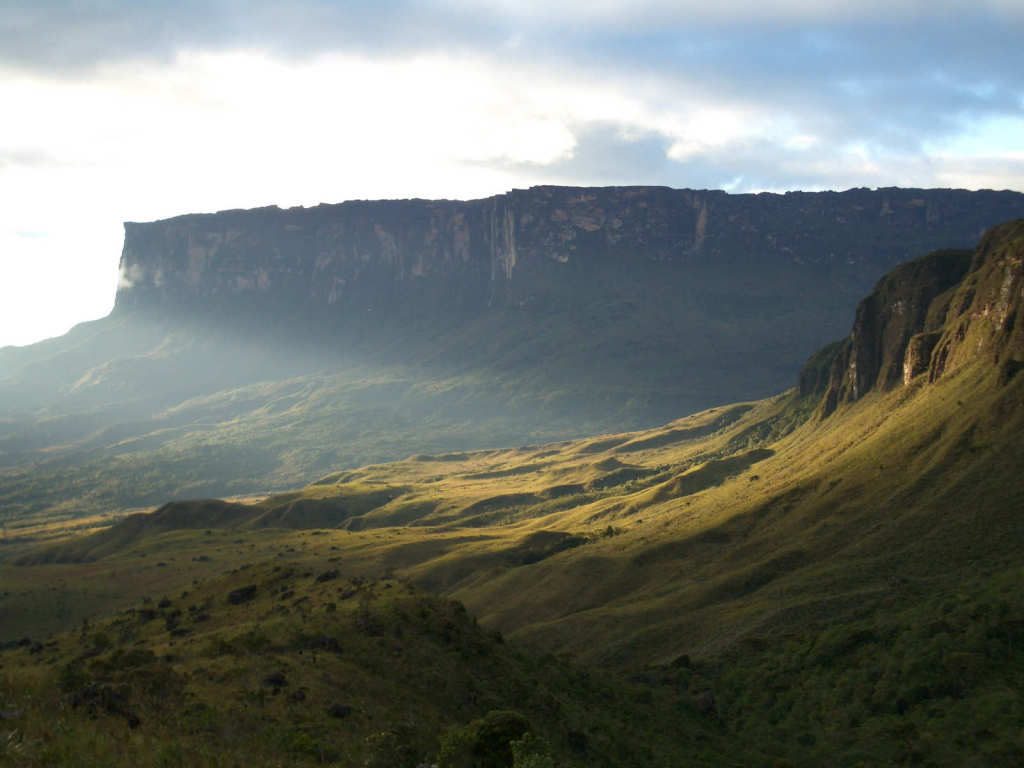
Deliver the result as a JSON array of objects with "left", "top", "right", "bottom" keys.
[
  {"left": 11, "top": 346, "right": 1022, "bottom": 666},
  {"left": 4, "top": 357, "right": 1022, "bottom": 764}
]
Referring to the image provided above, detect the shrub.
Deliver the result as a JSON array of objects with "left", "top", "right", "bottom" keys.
[
  {"left": 363, "top": 728, "right": 416, "bottom": 768},
  {"left": 227, "top": 585, "right": 258, "bottom": 604},
  {"left": 438, "top": 710, "right": 531, "bottom": 768},
  {"left": 511, "top": 732, "right": 555, "bottom": 768}
]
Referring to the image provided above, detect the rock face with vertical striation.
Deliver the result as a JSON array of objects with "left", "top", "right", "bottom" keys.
[
  {"left": 108, "top": 184, "right": 1024, "bottom": 414},
  {"left": 113, "top": 186, "right": 1024, "bottom": 330},
  {"left": 927, "top": 219, "right": 1024, "bottom": 385},
  {"left": 803, "top": 219, "right": 1024, "bottom": 416}
]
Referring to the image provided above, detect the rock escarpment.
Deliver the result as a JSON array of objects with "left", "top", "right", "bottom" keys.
[
  {"left": 803, "top": 219, "right": 1024, "bottom": 416},
  {"left": 928, "top": 220, "right": 1024, "bottom": 385},
  {"left": 114, "top": 185, "right": 1024, "bottom": 328}
]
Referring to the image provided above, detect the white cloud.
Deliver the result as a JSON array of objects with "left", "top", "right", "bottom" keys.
[
  {"left": 118, "top": 262, "right": 144, "bottom": 290},
  {"left": 785, "top": 134, "right": 819, "bottom": 151},
  {"left": 446, "top": 0, "right": 1024, "bottom": 25}
]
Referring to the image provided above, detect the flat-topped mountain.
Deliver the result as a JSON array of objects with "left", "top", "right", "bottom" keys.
[
  {"left": 3, "top": 186, "right": 1024, "bottom": 524},
  {"left": 115, "top": 185, "right": 1024, "bottom": 322}
]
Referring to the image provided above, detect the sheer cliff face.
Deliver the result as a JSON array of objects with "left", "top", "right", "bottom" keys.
[
  {"left": 928, "top": 220, "right": 1024, "bottom": 384},
  {"left": 804, "top": 219, "right": 1024, "bottom": 417},
  {"left": 113, "top": 185, "right": 1024, "bottom": 323},
  {"left": 815, "top": 248, "right": 975, "bottom": 411}
]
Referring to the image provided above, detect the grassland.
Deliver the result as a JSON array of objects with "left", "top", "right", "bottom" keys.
[
  {"left": 0, "top": 564, "right": 758, "bottom": 767},
  {"left": 11, "top": 352, "right": 1020, "bottom": 661},
  {"left": 4, "top": 349, "right": 1022, "bottom": 764}
]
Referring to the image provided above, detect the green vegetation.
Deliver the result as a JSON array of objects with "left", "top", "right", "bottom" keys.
[
  {"left": 0, "top": 565, "right": 755, "bottom": 767},
  {"left": 4, "top": 349, "right": 1022, "bottom": 763},
  {"left": 704, "top": 566, "right": 1024, "bottom": 766}
]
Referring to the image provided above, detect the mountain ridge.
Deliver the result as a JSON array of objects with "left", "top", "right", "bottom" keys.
[
  {"left": 4, "top": 186, "right": 1024, "bottom": 528},
  {"left": 113, "top": 185, "right": 1024, "bottom": 322},
  {"left": 806, "top": 219, "right": 1024, "bottom": 416}
]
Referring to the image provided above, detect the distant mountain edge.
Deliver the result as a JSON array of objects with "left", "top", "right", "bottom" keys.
[{"left": 114, "top": 185, "right": 1024, "bottom": 328}]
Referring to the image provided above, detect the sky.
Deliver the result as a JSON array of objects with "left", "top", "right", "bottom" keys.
[{"left": 1, "top": 1, "right": 1023, "bottom": 348}]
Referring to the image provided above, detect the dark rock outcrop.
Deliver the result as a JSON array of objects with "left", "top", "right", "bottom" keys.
[
  {"left": 803, "top": 219, "right": 1024, "bottom": 416},
  {"left": 928, "top": 220, "right": 1024, "bottom": 383},
  {"left": 114, "top": 186, "right": 1024, "bottom": 329},
  {"left": 810, "top": 249, "right": 973, "bottom": 415}
]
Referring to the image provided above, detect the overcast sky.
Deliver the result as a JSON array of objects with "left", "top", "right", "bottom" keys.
[{"left": 2, "top": 0, "right": 1023, "bottom": 347}]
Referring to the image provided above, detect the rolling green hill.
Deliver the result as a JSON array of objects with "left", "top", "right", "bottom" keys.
[{"left": 0, "top": 568, "right": 759, "bottom": 768}]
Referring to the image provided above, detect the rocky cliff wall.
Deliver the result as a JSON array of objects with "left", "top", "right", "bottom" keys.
[
  {"left": 114, "top": 185, "right": 1024, "bottom": 325},
  {"left": 928, "top": 219, "right": 1024, "bottom": 385},
  {"left": 804, "top": 219, "right": 1024, "bottom": 417}
]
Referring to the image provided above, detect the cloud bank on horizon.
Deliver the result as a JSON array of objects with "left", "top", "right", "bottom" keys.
[{"left": 1, "top": 0, "right": 1023, "bottom": 346}]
